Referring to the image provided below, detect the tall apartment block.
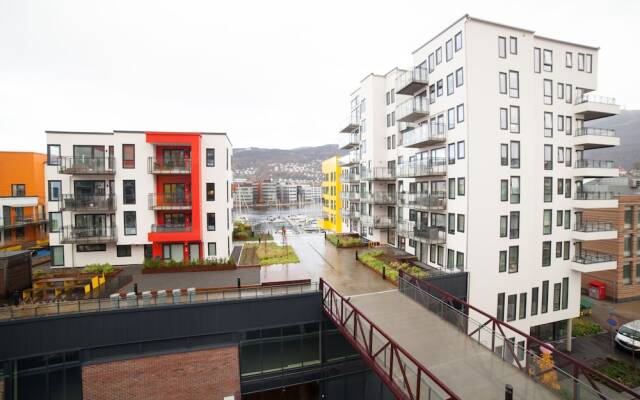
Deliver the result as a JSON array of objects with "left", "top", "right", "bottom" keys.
[
  {"left": 338, "top": 15, "right": 620, "bottom": 342},
  {"left": 320, "top": 156, "right": 342, "bottom": 233},
  {"left": 0, "top": 152, "right": 48, "bottom": 250},
  {"left": 45, "top": 131, "right": 233, "bottom": 268}
]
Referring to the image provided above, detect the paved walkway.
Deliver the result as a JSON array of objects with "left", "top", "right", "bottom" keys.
[{"left": 121, "top": 267, "right": 261, "bottom": 292}]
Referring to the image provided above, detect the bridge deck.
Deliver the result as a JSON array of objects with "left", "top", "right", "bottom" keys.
[{"left": 350, "top": 290, "right": 557, "bottom": 400}]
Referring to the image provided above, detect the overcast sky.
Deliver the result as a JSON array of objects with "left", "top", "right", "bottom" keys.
[{"left": 1, "top": 0, "right": 638, "bottom": 152}]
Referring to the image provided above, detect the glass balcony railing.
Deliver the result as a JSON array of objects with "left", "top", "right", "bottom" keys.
[
  {"left": 574, "top": 222, "right": 615, "bottom": 232},
  {"left": 398, "top": 192, "right": 447, "bottom": 210},
  {"left": 360, "top": 216, "right": 396, "bottom": 229},
  {"left": 60, "top": 225, "right": 117, "bottom": 244},
  {"left": 397, "top": 158, "right": 447, "bottom": 178},
  {"left": 575, "top": 94, "right": 617, "bottom": 105},
  {"left": 341, "top": 173, "right": 360, "bottom": 183},
  {"left": 361, "top": 166, "right": 396, "bottom": 180},
  {"left": 396, "top": 97, "right": 429, "bottom": 123},
  {"left": 0, "top": 216, "right": 48, "bottom": 228},
  {"left": 338, "top": 132, "right": 360, "bottom": 150},
  {"left": 339, "top": 151, "right": 361, "bottom": 166},
  {"left": 402, "top": 123, "right": 446, "bottom": 148},
  {"left": 340, "top": 113, "right": 361, "bottom": 133},
  {"left": 574, "top": 127, "right": 617, "bottom": 137},
  {"left": 573, "top": 251, "right": 616, "bottom": 264},
  {"left": 147, "top": 157, "right": 192, "bottom": 174},
  {"left": 361, "top": 192, "right": 397, "bottom": 205},
  {"left": 151, "top": 224, "right": 192, "bottom": 233},
  {"left": 58, "top": 157, "right": 116, "bottom": 175},
  {"left": 60, "top": 194, "right": 116, "bottom": 212},
  {"left": 574, "top": 191, "right": 617, "bottom": 201},
  {"left": 574, "top": 160, "right": 616, "bottom": 169},
  {"left": 148, "top": 193, "right": 192, "bottom": 209},
  {"left": 397, "top": 221, "right": 446, "bottom": 243},
  {"left": 396, "top": 65, "right": 429, "bottom": 95}
]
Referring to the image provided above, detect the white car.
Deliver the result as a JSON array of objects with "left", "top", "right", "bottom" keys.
[{"left": 615, "top": 320, "right": 640, "bottom": 352}]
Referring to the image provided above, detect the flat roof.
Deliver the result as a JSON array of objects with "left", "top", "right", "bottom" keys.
[{"left": 46, "top": 130, "right": 232, "bottom": 146}]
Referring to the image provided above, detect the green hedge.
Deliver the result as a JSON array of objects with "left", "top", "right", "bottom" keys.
[
  {"left": 82, "top": 263, "right": 115, "bottom": 274},
  {"left": 143, "top": 257, "right": 232, "bottom": 269},
  {"left": 572, "top": 317, "right": 602, "bottom": 337},
  {"left": 326, "top": 234, "right": 364, "bottom": 247},
  {"left": 357, "top": 250, "right": 428, "bottom": 281}
]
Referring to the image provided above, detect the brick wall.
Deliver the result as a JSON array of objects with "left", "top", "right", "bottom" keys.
[{"left": 82, "top": 346, "right": 240, "bottom": 400}]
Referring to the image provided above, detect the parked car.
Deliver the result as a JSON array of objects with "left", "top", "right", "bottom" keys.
[{"left": 615, "top": 320, "right": 640, "bottom": 352}]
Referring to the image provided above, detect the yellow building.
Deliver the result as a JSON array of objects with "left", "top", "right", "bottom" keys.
[{"left": 319, "top": 156, "right": 342, "bottom": 233}]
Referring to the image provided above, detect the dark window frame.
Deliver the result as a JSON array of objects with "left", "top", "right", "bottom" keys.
[{"left": 122, "top": 144, "right": 135, "bottom": 169}]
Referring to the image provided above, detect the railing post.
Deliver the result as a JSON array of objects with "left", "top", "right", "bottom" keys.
[
  {"left": 491, "top": 320, "right": 496, "bottom": 352},
  {"left": 368, "top": 325, "right": 373, "bottom": 356},
  {"left": 505, "top": 384, "right": 513, "bottom": 400}
]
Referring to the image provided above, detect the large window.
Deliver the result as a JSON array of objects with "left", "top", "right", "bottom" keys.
[
  {"left": 77, "top": 244, "right": 106, "bottom": 252},
  {"left": 49, "top": 212, "right": 62, "bottom": 232},
  {"left": 543, "top": 79, "right": 553, "bottom": 105},
  {"left": 543, "top": 210, "right": 552, "bottom": 235},
  {"left": 122, "top": 144, "right": 135, "bottom": 169},
  {"left": 457, "top": 214, "right": 465, "bottom": 233},
  {"left": 624, "top": 207, "right": 632, "bottom": 228},
  {"left": 553, "top": 283, "right": 561, "bottom": 311},
  {"left": 519, "top": 292, "right": 527, "bottom": 320},
  {"left": 448, "top": 213, "right": 456, "bottom": 234},
  {"left": 50, "top": 246, "right": 64, "bottom": 266},
  {"left": 544, "top": 112, "right": 553, "bottom": 137},
  {"left": 48, "top": 180, "right": 61, "bottom": 201},
  {"left": 510, "top": 141, "right": 520, "bottom": 168},
  {"left": 509, "top": 211, "right": 519, "bottom": 239},
  {"left": 543, "top": 49, "right": 553, "bottom": 72},
  {"left": 11, "top": 184, "right": 25, "bottom": 197},
  {"left": 544, "top": 177, "right": 553, "bottom": 202},
  {"left": 206, "top": 148, "right": 215, "bottom": 167},
  {"left": 448, "top": 178, "right": 456, "bottom": 200},
  {"left": 207, "top": 213, "right": 216, "bottom": 231},
  {"left": 509, "top": 246, "right": 519, "bottom": 273},
  {"left": 501, "top": 144, "right": 508, "bottom": 166},
  {"left": 117, "top": 245, "right": 132, "bottom": 257},
  {"left": 47, "top": 144, "right": 61, "bottom": 165},
  {"left": 124, "top": 211, "right": 137, "bottom": 235},
  {"left": 507, "top": 294, "right": 517, "bottom": 321},
  {"left": 497, "top": 293, "right": 505, "bottom": 321},
  {"left": 123, "top": 180, "right": 136, "bottom": 204},
  {"left": 448, "top": 143, "right": 455, "bottom": 164},
  {"left": 500, "top": 215, "right": 508, "bottom": 237},
  {"left": 447, "top": 73, "right": 454, "bottom": 95},
  {"left": 509, "top": 70, "right": 519, "bottom": 98},
  {"left": 542, "top": 241, "right": 551, "bottom": 267},
  {"left": 208, "top": 242, "right": 217, "bottom": 257},
  {"left": 562, "top": 278, "right": 569, "bottom": 309},
  {"left": 531, "top": 287, "right": 539, "bottom": 316},
  {"left": 447, "top": 108, "right": 455, "bottom": 129},
  {"left": 207, "top": 183, "right": 215, "bottom": 201},
  {"left": 509, "top": 106, "right": 520, "bottom": 133},
  {"left": 499, "top": 251, "right": 507, "bottom": 273},
  {"left": 501, "top": 180, "right": 508, "bottom": 202},
  {"left": 498, "top": 36, "right": 506, "bottom": 58},
  {"left": 544, "top": 145, "right": 553, "bottom": 170},
  {"left": 510, "top": 176, "right": 520, "bottom": 204},
  {"left": 578, "top": 53, "right": 585, "bottom": 71},
  {"left": 457, "top": 177, "right": 466, "bottom": 196}
]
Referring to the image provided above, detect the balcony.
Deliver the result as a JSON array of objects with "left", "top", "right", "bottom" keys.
[
  {"left": 60, "top": 195, "right": 116, "bottom": 212},
  {"left": 574, "top": 128, "right": 620, "bottom": 150},
  {"left": 573, "top": 159, "right": 618, "bottom": 178},
  {"left": 396, "top": 65, "right": 429, "bottom": 96},
  {"left": 341, "top": 209, "right": 360, "bottom": 219},
  {"left": 572, "top": 251, "right": 617, "bottom": 273},
  {"left": 574, "top": 191, "right": 618, "bottom": 209},
  {"left": 397, "top": 158, "right": 447, "bottom": 178},
  {"left": 148, "top": 157, "right": 192, "bottom": 174},
  {"left": 60, "top": 225, "right": 117, "bottom": 244},
  {"left": 0, "top": 216, "right": 48, "bottom": 229},
  {"left": 573, "top": 222, "right": 618, "bottom": 241},
  {"left": 148, "top": 193, "right": 192, "bottom": 210},
  {"left": 338, "top": 132, "right": 360, "bottom": 150},
  {"left": 398, "top": 192, "right": 446, "bottom": 211},
  {"left": 360, "top": 216, "right": 396, "bottom": 229},
  {"left": 340, "top": 114, "right": 360, "bottom": 133},
  {"left": 58, "top": 157, "right": 115, "bottom": 175},
  {"left": 342, "top": 191, "right": 360, "bottom": 202},
  {"left": 151, "top": 224, "right": 192, "bottom": 233},
  {"left": 574, "top": 94, "right": 620, "bottom": 121},
  {"left": 339, "top": 151, "right": 361, "bottom": 167},
  {"left": 361, "top": 166, "right": 396, "bottom": 181},
  {"left": 397, "top": 221, "right": 446, "bottom": 244},
  {"left": 402, "top": 123, "right": 446, "bottom": 148},
  {"left": 396, "top": 97, "right": 428, "bottom": 123},
  {"left": 342, "top": 173, "right": 360, "bottom": 183},
  {"left": 361, "top": 192, "right": 397, "bottom": 205}
]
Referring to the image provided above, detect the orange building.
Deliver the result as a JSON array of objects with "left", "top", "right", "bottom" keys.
[{"left": 0, "top": 152, "right": 48, "bottom": 250}]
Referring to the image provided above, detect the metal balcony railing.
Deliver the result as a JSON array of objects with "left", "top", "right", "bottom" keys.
[
  {"left": 58, "top": 157, "right": 116, "bottom": 175},
  {"left": 361, "top": 166, "right": 396, "bottom": 180},
  {"left": 148, "top": 193, "right": 192, "bottom": 210},
  {"left": 574, "top": 159, "right": 616, "bottom": 169},
  {"left": 574, "top": 221, "right": 615, "bottom": 232},
  {"left": 398, "top": 192, "right": 447, "bottom": 211},
  {"left": 341, "top": 209, "right": 360, "bottom": 219},
  {"left": 396, "top": 97, "right": 429, "bottom": 123},
  {"left": 340, "top": 113, "right": 361, "bottom": 133},
  {"left": 573, "top": 251, "right": 616, "bottom": 264},
  {"left": 397, "top": 158, "right": 447, "bottom": 178},
  {"left": 147, "top": 157, "right": 192, "bottom": 174},
  {"left": 151, "top": 224, "right": 192, "bottom": 233},
  {"left": 60, "top": 194, "right": 116, "bottom": 212},
  {"left": 60, "top": 225, "right": 117, "bottom": 244},
  {"left": 402, "top": 123, "right": 446, "bottom": 148},
  {"left": 342, "top": 173, "right": 361, "bottom": 183},
  {"left": 396, "top": 65, "right": 429, "bottom": 96},
  {"left": 338, "top": 132, "right": 360, "bottom": 150},
  {"left": 361, "top": 192, "right": 397, "bottom": 205},
  {"left": 575, "top": 94, "right": 617, "bottom": 105},
  {"left": 397, "top": 221, "right": 446, "bottom": 243},
  {"left": 574, "top": 127, "right": 617, "bottom": 137},
  {"left": 339, "top": 151, "right": 361, "bottom": 167},
  {"left": 360, "top": 216, "right": 396, "bottom": 229},
  {"left": 0, "top": 216, "right": 48, "bottom": 228},
  {"left": 574, "top": 191, "right": 617, "bottom": 201}
]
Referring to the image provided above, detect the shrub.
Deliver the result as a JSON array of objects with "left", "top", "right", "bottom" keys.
[
  {"left": 572, "top": 317, "right": 602, "bottom": 337},
  {"left": 82, "top": 263, "right": 114, "bottom": 274},
  {"left": 597, "top": 359, "right": 640, "bottom": 388}
]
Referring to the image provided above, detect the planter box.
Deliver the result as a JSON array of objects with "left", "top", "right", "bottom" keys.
[
  {"left": 356, "top": 259, "right": 398, "bottom": 286},
  {"left": 142, "top": 265, "right": 237, "bottom": 274}
]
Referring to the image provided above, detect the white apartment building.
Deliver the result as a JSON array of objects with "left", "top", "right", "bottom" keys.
[
  {"left": 339, "top": 15, "right": 620, "bottom": 343},
  {"left": 45, "top": 130, "right": 233, "bottom": 267}
]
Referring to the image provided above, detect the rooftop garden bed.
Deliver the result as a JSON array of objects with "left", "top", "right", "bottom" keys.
[
  {"left": 572, "top": 316, "right": 604, "bottom": 337},
  {"left": 357, "top": 250, "right": 428, "bottom": 283},
  {"left": 233, "top": 222, "right": 273, "bottom": 241},
  {"left": 239, "top": 242, "right": 300, "bottom": 266},
  {"left": 325, "top": 233, "right": 367, "bottom": 248},
  {"left": 595, "top": 358, "right": 640, "bottom": 390},
  {"left": 142, "top": 257, "right": 235, "bottom": 274}
]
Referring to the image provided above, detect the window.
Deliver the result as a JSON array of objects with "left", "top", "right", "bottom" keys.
[
  {"left": 557, "top": 178, "right": 564, "bottom": 195},
  {"left": 510, "top": 176, "right": 520, "bottom": 204},
  {"left": 453, "top": 68, "right": 464, "bottom": 89},
  {"left": 48, "top": 180, "right": 61, "bottom": 201},
  {"left": 565, "top": 51, "right": 573, "bottom": 68},
  {"left": 457, "top": 214, "right": 465, "bottom": 233},
  {"left": 553, "top": 283, "right": 561, "bottom": 311},
  {"left": 509, "top": 106, "right": 520, "bottom": 133},
  {"left": 448, "top": 143, "right": 455, "bottom": 164},
  {"left": 543, "top": 49, "right": 553, "bottom": 72},
  {"left": 501, "top": 144, "right": 508, "bottom": 166},
  {"left": 566, "top": 84, "right": 573, "bottom": 104},
  {"left": 544, "top": 177, "right": 553, "bottom": 202},
  {"left": 437, "top": 79, "right": 443, "bottom": 96},
  {"left": 499, "top": 251, "right": 507, "bottom": 273},
  {"left": 11, "top": 184, "right": 25, "bottom": 197},
  {"left": 390, "top": 89, "right": 395, "bottom": 103},
  {"left": 206, "top": 148, "right": 215, "bottom": 167},
  {"left": 448, "top": 213, "right": 455, "bottom": 234},
  {"left": 577, "top": 53, "right": 585, "bottom": 71},
  {"left": 123, "top": 180, "right": 136, "bottom": 204},
  {"left": 562, "top": 278, "right": 569, "bottom": 309},
  {"left": 498, "top": 36, "right": 506, "bottom": 58},
  {"left": 624, "top": 235, "right": 632, "bottom": 257},
  {"left": 556, "top": 241, "right": 563, "bottom": 258},
  {"left": 208, "top": 242, "right": 217, "bottom": 257},
  {"left": 542, "top": 241, "right": 552, "bottom": 267},
  {"left": 124, "top": 211, "right": 137, "bottom": 235},
  {"left": 534, "top": 47, "right": 541, "bottom": 73},
  {"left": 499, "top": 72, "right": 507, "bottom": 94},
  {"left": 206, "top": 183, "right": 215, "bottom": 201},
  {"left": 509, "top": 70, "right": 519, "bottom": 98},
  {"left": 543, "top": 79, "right": 553, "bottom": 105},
  {"left": 544, "top": 112, "right": 553, "bottom": 137},
  {"left": 557, "top": 82, "right": 564, "bottom": 100},
  {"left": 557, "top": 114, "right": 564, "bottom": 132},
  {"left": 497, "top": 293, "right": 505, "bottom": 321},
  {"left": 49, "top": 212, "right": 62, "bottom": 233},
  {"left": 501, "top": 180, "right": 508, "bottom": 202},
  {"left": 457, "top": 141, "right": 465, "bottom": 159},
  {"left": 543, "top": 210, "right": 552, "bottom": 235},
  {"left": 565, "top": 179, "right": 571, "bottom": 198},
  {"left": 565, "top": 116, "right": 572, "bottom": 136},
  {"left": 47, "top": 144, "right": 61, "bottom": 165},
  {"left": 447, "top": 73, "right": 454, "bottom": 95},
  {"left": 544, "top": 145, "right": 553, "bottom": 170},
  {"left": 448, "top": 178, "right": 456, "bottom": 199},
  {"left": 428, "top": 53, "right": 435, "bottom": 72},
  {"left": 519, "top": 293, "right": 526, "bottom": 319},
  {"left": 507, "top": 294, "right": 517, "bottom": 321},
  {"left": 435, "top": 47, "right": 442, "bottom": 64},
  {"left": 557, "top": 210, "right": 563, "bottom": 227},
  {"left": 447, "top": 108, "right": 455, "bottom": 129},
  {"left": 456, "top": 252, "right": 464, "bottom": 270},
  {"left": 447, "top": 249, "right": 455, "bottom": 269},
  {"left": 430, "top": 244, "right": 436, "bottom": 263},
  {"left": 624, "top": 207, "right": 632, "bottom": 228},
  {"left": 457, "top": 178, "right": 465, "bottom": 196},
  {"left": 509, "top": 211, "right": 519, "bottom": 239},
  {"left": 509, "top": 36, "right": 517, "bottom": 55},
  {"left": 454, "top": 31, "right": 462, "bottom": 51},
  {"left": 429, "top": 85, "right": 435, "bottom": 103},
  {"left": 531, "top": 287, "right": 539, "bottom": 316},
  {"left": 510, "top": 141, "right": 520, "bottom": 168},
  {"left": 509, "top": 246, "right": 519, "bottom": 273},
  {"left": 500, "top": 108, "right": 508, "bottom": 130},
  {"left": 50, "top": 246, "right": 64, "bottom": 267},
  {"left": 117, "top": 245, "right": 132, "bottom": 257},
  {"left": 122, "top": 144, "right": 135, "bottom": 168},
  {"left": 500, "top": 216, "right": 508, "bottom": 237},
  {"left": 207, "top": 213, "right": 216, "bottom": 231},
  {"left": 586, "top": 54, "right": 592, "bottom": 73},
  {"left": 386, "top": 92, "right": 390, "bottom": 105},
  {"left": 542, "top": 281, "right": 549, "bottom": 313},
  {"left": 77, "top": 244, "right": 106, "bottom": 252},
  {"left": 454, "top": 105, "right": 464, "bottom": 125},
  {"left": 446, "top": 39, "right": 453, "bottom": 61}
]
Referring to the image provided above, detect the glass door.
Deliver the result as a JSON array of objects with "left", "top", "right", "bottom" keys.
[{"left": 189, "top": 243, "right": 200, "bottom": 261}]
